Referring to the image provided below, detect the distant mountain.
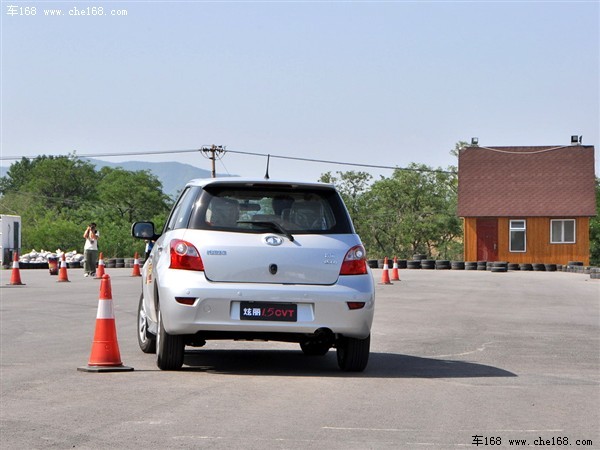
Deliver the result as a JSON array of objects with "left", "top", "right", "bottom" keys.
[{"left": 86, "top": 159, "right": 236, "bottom": 199}]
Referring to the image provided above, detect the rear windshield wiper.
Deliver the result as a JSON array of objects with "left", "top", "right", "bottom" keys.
[{"left": 237, "top": 221, "right": 295, "bottom": 242}]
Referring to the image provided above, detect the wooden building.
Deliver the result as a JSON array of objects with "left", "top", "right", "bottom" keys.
[{"left": 458, "top": 144, "right": 596, "bottom": 265}]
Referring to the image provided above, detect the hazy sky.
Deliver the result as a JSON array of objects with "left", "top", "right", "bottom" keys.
[{"left": 1, "top": 1, "right": 598, "bottom": 181}]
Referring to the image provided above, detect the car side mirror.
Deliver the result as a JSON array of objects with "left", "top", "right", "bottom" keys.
[{"left": 131, "top": 221, "right": 160, "bottom": 241}]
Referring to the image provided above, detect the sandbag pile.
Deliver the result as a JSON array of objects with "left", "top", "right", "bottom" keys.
[{"left": 19, "top": 249, "right": 84, "bottom": 268}]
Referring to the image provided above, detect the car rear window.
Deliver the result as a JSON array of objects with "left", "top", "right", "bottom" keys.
[{"left": 187, "top": 184, "right": 354, "bottom": 234}]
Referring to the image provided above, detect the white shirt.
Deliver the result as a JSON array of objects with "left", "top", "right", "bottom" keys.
[{"left": 84, "top": 231, "right": 99, "bottom": 251}]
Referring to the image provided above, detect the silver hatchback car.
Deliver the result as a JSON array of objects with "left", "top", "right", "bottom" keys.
[{"left": 132, "top": 178, "right": 375, "bottom": 371}]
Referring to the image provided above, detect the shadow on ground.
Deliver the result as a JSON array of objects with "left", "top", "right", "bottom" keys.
[{"left": 182, "top": 349, "right": 517, "bottom": 378}]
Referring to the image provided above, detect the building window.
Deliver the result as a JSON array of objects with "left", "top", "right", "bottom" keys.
[
  {"left": 551, "top": 219, "right": 576, "bottom": 244},
  {"left": 510, "top": 220, "right": 526, "bottom": 252}
]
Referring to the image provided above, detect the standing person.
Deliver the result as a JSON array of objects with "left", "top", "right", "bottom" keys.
[{"left": 83, "top": 223, "right": 99, "bottom": 277}]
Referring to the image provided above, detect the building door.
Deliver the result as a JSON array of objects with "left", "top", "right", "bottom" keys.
[{"left": 477, "top": 218, "right": 498, "bottom": 261}]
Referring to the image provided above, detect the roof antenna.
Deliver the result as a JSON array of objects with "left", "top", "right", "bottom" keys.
[{"left": 264, "top": 154, "right": 270, "bottom": 180}]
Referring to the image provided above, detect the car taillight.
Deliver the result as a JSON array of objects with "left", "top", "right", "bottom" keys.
[
  {"left": 170, "top": 239, "right": 204, "bottom": 271},
  {"left": 339, "top": 245, "right": 368, "bottom": 275},
  {"left": 347, "top": 302, "right": 366, "bottom": 310}
]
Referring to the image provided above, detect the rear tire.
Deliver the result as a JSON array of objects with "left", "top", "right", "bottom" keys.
[
  {"left": 137, "top": 294, "right": 156, "bottom": 354},
  {"left": 156, "top": 307, "right": 185, "bottom": 370},
  {"left": 336, "top": 334, "right": 370, "bottom": 372}
]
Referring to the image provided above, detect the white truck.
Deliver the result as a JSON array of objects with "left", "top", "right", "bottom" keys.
[{"left": 0, "top": 215, "right": 22, "bottom": 268}]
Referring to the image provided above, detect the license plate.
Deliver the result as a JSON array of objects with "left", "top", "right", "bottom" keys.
[{"left": 240, "top": 302, "right": 297, "bottom": 322}]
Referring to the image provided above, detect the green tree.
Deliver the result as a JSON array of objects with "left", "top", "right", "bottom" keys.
[
  {"left": 96, "top": 167, "right": 171, "bottom": 224},
  {"left": 0, "top": 155, "right": 172, "bottom": 257},
  {"left": 321, "top": 165, "right": 461, "bottom": 260},
  {"left": 320, "top": 171, "right": 374, "bottom": 255},
  {"left": 372, "top": 167, "right": 458, "bottom": 258},
  {"left": 1, "top": 155, "right": 100, "bottom": 213}
]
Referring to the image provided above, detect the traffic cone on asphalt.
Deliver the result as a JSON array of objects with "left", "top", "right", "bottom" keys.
[
  {"left": 8, "top": 253, "right": 25, "bottom": 286},
  {"left": 379, "top": 257, "right": 392, "bottom": 285},
  {"left": 131, "top": 252, "right": 141, "bottom": 277},
  {"left": 57, "top": 253, "right": 70, "bottom": 283},
  {"left": 78, "top": 274, "right": 133, "bottom": 373},
  {"left": 94, "top": 252, "right": 106, "bottom": 279},
  {"left": 390, "top": 256, "right": 400, "bottom": 281}
]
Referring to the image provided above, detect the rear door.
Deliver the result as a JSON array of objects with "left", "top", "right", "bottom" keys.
[
  {"left": 187, "top": 182, "right": 358, "bottom": 285},
  {"left": 187, "top": 230, "right": 359, "bottom": 285}
]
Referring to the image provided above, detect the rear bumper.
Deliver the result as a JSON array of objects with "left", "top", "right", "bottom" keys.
[{"left": 156, "top": 269, "right": 375, "bottom": 339}]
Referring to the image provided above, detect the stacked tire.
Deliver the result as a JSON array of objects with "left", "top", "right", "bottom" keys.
[
  {"left": 491, "top": 261, "right": 508, "bottom": 273},
  {"left": 465, "top": 261, "right": 477, "bottom": 270},
  {"left": 421, "top": 259, "right": 435, "bottom": 270},
  {"left": 451, "top": 261, "right": 465, "bottom": 270},
  {"left": 435, "top": 260, "right": 451, "bottom": 270},
  {"left": 407, "top": 260, "right": 421, "bottom": 269}
]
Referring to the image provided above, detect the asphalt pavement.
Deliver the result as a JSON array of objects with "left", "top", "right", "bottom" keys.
[{"left": 1, "top": 266, "right": 598, "bottom": 449}]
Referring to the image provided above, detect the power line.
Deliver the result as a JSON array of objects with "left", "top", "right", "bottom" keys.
[{"left": 0, "top": 147, "right": 456, "bottom": 174}]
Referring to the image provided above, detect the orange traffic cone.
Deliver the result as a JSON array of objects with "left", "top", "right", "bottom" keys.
[
  {"left": 57, "top": 253, "right": 70, "bottom": 282},
  {"left": 390, "top": 256, "right": 400, "bottom": 281},
  {"left": 94, "top": 252, "right": 106, "bottom": 279},
  {"left": 8, "top": 253, "right": 25, "bottom": 286},
  {"left": 131, "top": 252, "right": 141, "bottom": 277},
  {"left": 379, "top": 257, "right": 392, "bottom": 285},
  {"left": 78, "top": 274, "right": 133, "bottom": 372}
]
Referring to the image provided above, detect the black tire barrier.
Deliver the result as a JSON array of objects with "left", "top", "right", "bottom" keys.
[
  {"left": 590, "top": 268, "right": 600, "bottom": 279},
  {"left": 532, "top": 263, "right": 546, "bottom": 272},
  {"left": 491, "top": 266, "right": 507, "bottom": 273},
  {"left": 477, "top": 261, "right": 487, "bottom": 271},
  {"left": 367, "top": 260, "right": 379, "bottom": 269},
  {"left": 413, "top": 254, "right": 427, "bottom": 261},
  {"left": 465, "top": 262, "right": 477, "bottom": 270},
  {"left": 421, "top": 259, "right": 435, "bottom": 270},
  {"left": 397, "top": 259, "right": 408, "bottom": 269},
  {"left": 544, "top": 264, "right": 557, "bottom": 272},
  {"left": 508, "top": 263, "right": 520, "bottom": 271},
  {"left": 115, "top": 258, "right": 125, "bottom": 268},
  {"left": 520, "top": 263, "right": 533, "bottom": 271},
  {"left": 406, "top": 260, "right": 421, "bottom": 269},
  {"left": 436, "top": 260, "right": 451, "bottom": 270},
  {"left": 451, "top": 261, "right": 465, "bottom": 270},
  {"left": 105, "top": 259, "right": 116, "bottom": 268},
  {"left": 568, "top": 264, "right": 585, "bottom": 273}
]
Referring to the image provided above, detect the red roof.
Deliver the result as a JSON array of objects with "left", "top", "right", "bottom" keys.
[{"left": 458, "top": 145, "right": 596, "bottom": 217}]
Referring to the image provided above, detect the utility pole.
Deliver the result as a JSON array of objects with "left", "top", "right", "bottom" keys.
[{"left": 200, "top": 145, "right": 225, "bottom": 178}]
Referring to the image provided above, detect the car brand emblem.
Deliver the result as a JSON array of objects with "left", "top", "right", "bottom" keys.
[{"left": 264, "top": 235, "right": 283, "bottom": 246}]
